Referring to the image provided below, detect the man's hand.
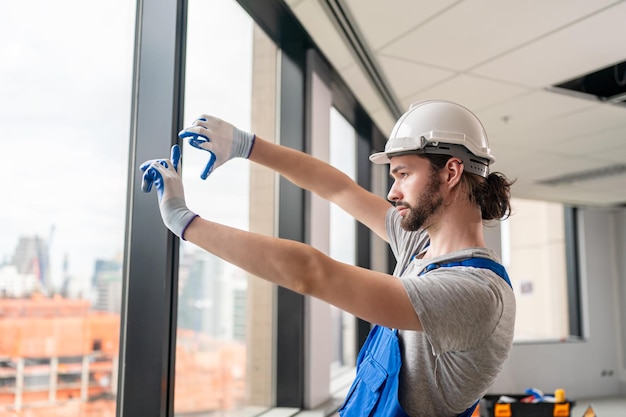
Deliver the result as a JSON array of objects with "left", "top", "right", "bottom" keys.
[
  {"left": 178, "top": 115, "right": 255, "bottom": 179},
  {"left": 140, "top": 143, "right": 182, "bottom": 202},
  {"left": 140, "top": 144, "right": 198, "bottom": 239}
]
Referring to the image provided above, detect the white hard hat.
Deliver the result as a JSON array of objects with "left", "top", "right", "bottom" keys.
[{"left": 370, "top": 100, "right": 495, "bottom": 177}]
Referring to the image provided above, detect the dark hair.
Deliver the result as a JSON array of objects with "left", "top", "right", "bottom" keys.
[{"left": 423, "top": 154, "right": 515, "bottom": 221}]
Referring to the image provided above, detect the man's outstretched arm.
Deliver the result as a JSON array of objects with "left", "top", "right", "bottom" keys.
[
  {"left": 184, "top": 215, "right": 420, "bottom": 330},
  {"left": 140, "top": 146, "right": 421, "bottom": 330},
  {"left": 180, "top": 115, "right": 392, "bottom": 241}
]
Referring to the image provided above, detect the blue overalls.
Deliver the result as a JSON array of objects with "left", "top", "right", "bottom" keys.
[{"left": 338, "top": 257, "right": 512, "bottom": 417}]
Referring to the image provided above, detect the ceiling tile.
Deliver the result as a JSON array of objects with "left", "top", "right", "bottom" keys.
[
  {"left": 343, "top": 0, "right": 458, "bottom": 50},
  {"left": 398, "top": 74, "right": 530, "bottom": 112},
  {"left": 377, "top": 55, "right": 453, "bottom": 100},
  {"left": 593, "top": 145, "right": 626, "bottom": 164},
  {"left": 378, "top": 0, "right": 619, "bottom": 71},
  {"left": 476, "top": 90, "right": 595, "bottom": 142},
  {"left": 471, "top": 1, "right": 626, "bottom": 87},
  {"left": 492, "top": 146, "right": 607, "bottom": 182},
  {"left": 537, "top": 104, "right": 626, "bottom": 146},
  {"left": 528, "top": 173, "right": 626, "bottom": 205},
  {"left": 562, "top": 124, "right": 626, "bottom": 162}
]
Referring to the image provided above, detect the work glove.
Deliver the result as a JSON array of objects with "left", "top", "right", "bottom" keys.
[
  {"left": 178, "top": 115, "right": 255, "bottom": 179},
  {"left": 140, "top": 144, "right": 198, "bottom": 239}
]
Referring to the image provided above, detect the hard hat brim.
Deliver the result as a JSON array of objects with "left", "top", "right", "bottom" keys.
[{"left": 369, "top": 151, "right": 391, "bottom": 164}]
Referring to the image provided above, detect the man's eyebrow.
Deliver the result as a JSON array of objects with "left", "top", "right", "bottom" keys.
[{"left": 390, "top": 164, "right": 407, "bottom": 175}]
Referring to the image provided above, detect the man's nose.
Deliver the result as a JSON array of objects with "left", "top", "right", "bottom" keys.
[{"left": 387, "top": 181, "right": 400, "bottom": 202}]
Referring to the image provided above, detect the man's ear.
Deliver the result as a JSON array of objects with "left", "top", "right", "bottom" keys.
[{"left": 445, "top": 157, "right": 464, "bottom": 189}]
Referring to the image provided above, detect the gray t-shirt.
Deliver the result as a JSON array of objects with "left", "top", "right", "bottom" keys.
[{"left": 385, "top": 208, "right": 516, "bottom": 417}]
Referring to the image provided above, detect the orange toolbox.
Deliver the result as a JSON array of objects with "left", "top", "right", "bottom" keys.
[{"left": 481, "top": 393, "right": 575, "bottom": 417}]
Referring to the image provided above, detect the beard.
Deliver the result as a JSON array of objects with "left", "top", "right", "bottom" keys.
[{"left": 400, "top": 170, "right": 443, "bottom": 232}]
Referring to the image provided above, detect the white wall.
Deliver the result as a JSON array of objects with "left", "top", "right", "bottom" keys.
[{"left": 490, "top": 206, "right": 625, "bottom": 399}]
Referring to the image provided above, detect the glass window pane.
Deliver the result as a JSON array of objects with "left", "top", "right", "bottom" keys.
[
  {"left": 329, "top": 108, "right": 357, "bottom": 375},
  {"left": 0, "top": 1, "right": 135, "bottom": 415},
  {"left": 176, "top": 0, "right": 276, "bottom": 414},
  {"left": 502, "top": 198, "right": 570, "bottom": 342}
]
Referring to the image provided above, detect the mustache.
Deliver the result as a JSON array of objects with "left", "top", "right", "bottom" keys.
[{"left": 395, "top": 201, "right": 410, "bottom": 208}]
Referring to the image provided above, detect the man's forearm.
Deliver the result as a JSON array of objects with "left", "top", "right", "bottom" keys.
[
  {"left": 248, "top": 136, "right": 354, "bottom": 202},
  {"left": 183, "top": 215, "right": 323, "bottom": 295},
  {"left": 248, "top": 136, "right": 392, "bottom": 241}
]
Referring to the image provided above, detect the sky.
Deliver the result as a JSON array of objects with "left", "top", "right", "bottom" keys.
[{"left": 0, "top": 0, "right": 253, "bottom": 293}]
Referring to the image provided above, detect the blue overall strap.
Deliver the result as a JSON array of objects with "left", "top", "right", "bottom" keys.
[
  {"left": 338, "top": 325, "right": 410, "bottom": 417},
  {"left": 420, "top": 257, "right": 512, "bottom": 289}
]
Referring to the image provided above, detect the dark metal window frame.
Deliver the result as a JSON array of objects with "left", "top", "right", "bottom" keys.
[
  {"left": 565, "top": 206, "right": 583, "bottom": 338},
  {"left": 118, "top": 0, "right": 187, "bottom": 415}
]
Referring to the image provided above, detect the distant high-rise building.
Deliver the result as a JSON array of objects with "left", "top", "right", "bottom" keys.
[
  {"left": 12, "top": 235, "right": 50, "bottom": 294},
  {"left": 92, "top": 259, "right": 123, "bottom": 313},
  {"left": 178, "top": 249, "right": 248, "bottom": 342},
  {"left": 179, "top": 251, "right": 224, "bottom": 337}
]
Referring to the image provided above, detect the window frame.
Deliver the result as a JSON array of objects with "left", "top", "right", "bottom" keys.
[
  {"left": 564, "top": 206, "right": 583, "bottom": 339},
  {"left": 502, "top": 201, "right": 584, "bottom": 345},
  {"left": 118, "top": 0, "right": 187, "bottom": 415}
]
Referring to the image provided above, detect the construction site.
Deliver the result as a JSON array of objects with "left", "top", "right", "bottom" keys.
[{"left": 0, "top": 294, "right": 246, "bottom": 416}]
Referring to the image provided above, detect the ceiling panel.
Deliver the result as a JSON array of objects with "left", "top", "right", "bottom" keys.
[
  {"left": 471, "top": 1, "right": 626, "bottom": 87},
  {"left": 476, "top": 92, "right": 596, "bottom": 151},
  {"left": 593, "top": 145, "right": 626, "bottom": 164},
  {"left": 493, "top": 146, "right": 609, "bottom": 181},
  {"left": 343, "top": 0, "right": 458, "bottom": 50},
  {"left": 567, "top": 125, "right": 626, "bottom": 162},
  {"left": 377, "top": 55, "right": 454, "bottom": 100},
  {"left": 399, "top": 74, "right": 530, "bottom": 112},
  {"left": 535, "top": 104, "right": 626, "bottom": 146},
  {"left": 378, "top": 0, "right": 619, "bottom": 72},
  {"left": 528, "top": 173, "right": 626, "bottom": 206}
]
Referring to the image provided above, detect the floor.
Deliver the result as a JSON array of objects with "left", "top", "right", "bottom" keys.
[
  {"left": 323, "top": 396, "right": 626, "bottom": 417},
  {"left": 570, "top": 396, "right": 626, "bottom": 417}
]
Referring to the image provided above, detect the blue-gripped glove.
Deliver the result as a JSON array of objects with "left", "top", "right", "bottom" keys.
[
  {"left": 140, "top": 144, "right": 198, "bottom": 239},
  {"left": 178, "top": 115, "right": 255, "bottom": 179}
]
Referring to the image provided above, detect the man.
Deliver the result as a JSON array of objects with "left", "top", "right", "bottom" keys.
[{"left": 141, "top": 99, "right": 516, "bottom": 416}]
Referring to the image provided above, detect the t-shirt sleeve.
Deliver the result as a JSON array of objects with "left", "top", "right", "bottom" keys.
[{"left": 401, "top": 268, "right": 505, "bottom": 355}]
